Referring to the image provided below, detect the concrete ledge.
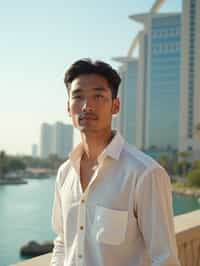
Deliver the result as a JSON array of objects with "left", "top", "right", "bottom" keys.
[
  {"left": 11, "top": 253, "right": 52, "bottom": 266},
  {"left": 174, "top": 209, "right": 200, "bottom": 244}
]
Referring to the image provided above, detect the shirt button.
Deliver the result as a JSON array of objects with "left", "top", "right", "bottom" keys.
[
  {"left": 80, "top": 225, "right": 84, "bottom": 230},
  {"left": 78, "top": 254, "right": 82, "bottom": 259},
  {"left": 81, "top": 199, "right": 85, "bottom": 203}
]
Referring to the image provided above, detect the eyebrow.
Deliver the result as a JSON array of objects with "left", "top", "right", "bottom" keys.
[{"left": 72, "top": 87, "right": 108, "bottom": 95}]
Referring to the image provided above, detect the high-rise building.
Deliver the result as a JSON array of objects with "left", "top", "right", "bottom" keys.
[
  {"left": 52, "top": 122, "right": 73, "bottom": 159},
  {"left": 179, "top": 0, "right": 200, "bottom": 156},
  {"left": 130, "top": 12, "right": 181, "bottom": 150},
  {"left": 135, "top": 30, "right": 149, "bottom": 149},
  {"left": 40, "top": 123, "right": 52, "bottom": 159},
  {"left": 32, "top": 144, "right": 38, "bottom": 158},
  {"left": 112, "top": 57, "right": 138, "bottom": 145},
  {"left": 40, "top": 122, "right": 73, "bottom": 159}
]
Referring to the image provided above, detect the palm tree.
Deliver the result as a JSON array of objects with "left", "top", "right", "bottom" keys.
[
  {"left": 178, "top": 151, "right": 190, "bottom": 178},
  {"left": 191, "top": 122, "right": 200, "bottom": 160},
  {"left": 0, "top": 150, "right": 8, "bottom": 179},
  {"left": 179, "top": 151, "right": 190, "bottom": 161},
  {"left": 158, "top": 155, "right": 171, "bottom": 173},
  {"left": 195, "top": 122, "right": 200, "bottom": 139}
]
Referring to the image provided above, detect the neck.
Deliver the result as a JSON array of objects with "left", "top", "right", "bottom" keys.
[{"left": 80, "top": 129, "right": 114, "bottom": 161}]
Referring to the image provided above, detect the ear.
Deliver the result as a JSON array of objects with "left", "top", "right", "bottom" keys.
[
  {"left": 67, "top": 100, "right": 71, "bottom": 117},
  {"left": 112, "top": 97, "right": 120, "bottom": 115}
]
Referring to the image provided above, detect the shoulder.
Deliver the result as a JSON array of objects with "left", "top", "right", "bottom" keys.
[
  {"left": 122, "top": 144, "right": 171, "bottom": 190},
  {"left": 121, "top": 142, "right": 163, "bottom": 176},
  {"left": 121, "top": 144, "right": 172, "bottom": 199}
]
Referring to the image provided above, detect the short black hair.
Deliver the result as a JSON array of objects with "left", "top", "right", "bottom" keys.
[{"left": 64, "top": 58, "right": 121, "bottom": 99}]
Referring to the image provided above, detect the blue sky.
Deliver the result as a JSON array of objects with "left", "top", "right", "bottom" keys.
[{"left": 0, "top": 0, "right": 181, "bottom": 155}]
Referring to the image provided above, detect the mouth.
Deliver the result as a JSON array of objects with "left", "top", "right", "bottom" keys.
[{"left": 79, "top": 114, "right": 98, "bottom": 121}]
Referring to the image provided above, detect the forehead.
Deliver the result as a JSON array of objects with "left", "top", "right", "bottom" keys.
[{"left": 70, "top": 74, "right": 110, "bottom": 92}]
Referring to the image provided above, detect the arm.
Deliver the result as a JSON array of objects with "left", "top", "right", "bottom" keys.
[
  {"left": 135, "top": 166, "right": 180, "bottom": 266},
  {"left": 50, "top": 168, "right": 65, "bottom": 266}
]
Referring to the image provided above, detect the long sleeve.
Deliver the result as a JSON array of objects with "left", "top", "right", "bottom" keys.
[
  {"left": 50, "top": 168, "right": 65, "bottom": 266},
  {"left": 135, "top": 166, "right": 180, "bottom": 266}
]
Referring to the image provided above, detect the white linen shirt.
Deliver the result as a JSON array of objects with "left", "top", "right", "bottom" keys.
[{"left": 50, "top": 131, "right": 180, "bottom": 266}]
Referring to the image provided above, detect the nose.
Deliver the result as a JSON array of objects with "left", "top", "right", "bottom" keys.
[{"left": 81, "top": 97, "right": 94, "bottom": 112}]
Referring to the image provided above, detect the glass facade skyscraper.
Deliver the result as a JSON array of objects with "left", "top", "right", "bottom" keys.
[
  {"left": 130, "top": 13, "right": 181, "bottom": 150},
  {"left": 148, "top": 14, "right": 181, "bottom": 149}
]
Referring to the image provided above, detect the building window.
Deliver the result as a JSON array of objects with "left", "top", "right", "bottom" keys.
[
  {"left": 190, "top": 56, "right": 194, "bottom": 63},
  {"left": 190, "top": 27, "right": 195, "bottom": 33},
  {"left": 189, "top": 92, "right": 193, "bottom": 98},
  {"left": 190, "top": 42, "right": 195, "bottom": 48}
]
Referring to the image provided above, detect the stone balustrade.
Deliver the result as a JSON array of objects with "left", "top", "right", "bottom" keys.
[{"left": 174, "top": 210, "right": 200, "bottom": 266}]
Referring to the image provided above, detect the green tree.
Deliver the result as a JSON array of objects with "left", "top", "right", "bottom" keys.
[
  {"left": 0, "top": 151, "right": 8, "bottom": 179},
  {"left": 178, "top": 151, "right": 190, "bottom": 177},
  {"left": 195, "top": 122, "right": 200, "bottom": 139},
  {"left": 158, "top": 155, "right": 174, "bottom": 174},
  {"left": 174, "top": 161, "right": 191, "bottom": 176},
  {"left": 8, "top": 158, "right": 26, "bottom": 171},
  {"left": 47, "top": 154, "right": 64, "bottom": 170},
  {"left": 179, "top": 151, "right": 190, "bottom": 161},
  {"left": 149, "top": 145, "right": 159, "bottom": 151},
  {"left": 192, "top": 160, "right": 200, "bottom": 170},
  {"left": 187, "top": 169, "right": 200, "bottom": 187}
]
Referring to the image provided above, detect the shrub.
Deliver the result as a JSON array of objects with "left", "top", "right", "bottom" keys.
[
  {"left": 192, "top": 160, "right": 200, "bottom": 170},
  {"left": 187, "top": 169, "right": 200, "bottom": 187}
]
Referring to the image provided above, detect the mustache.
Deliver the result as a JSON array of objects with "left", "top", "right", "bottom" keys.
[{"left": 79, "top": 113, "right": 98, "bottom": 120}]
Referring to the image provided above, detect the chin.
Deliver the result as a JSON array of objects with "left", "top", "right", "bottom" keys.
[{"left": 78, "top": 126, "right": 99, "bottom": 133}]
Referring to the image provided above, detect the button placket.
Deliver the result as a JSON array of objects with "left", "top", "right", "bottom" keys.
[
  {"left": 76, "top": 196, "right": 86, "bottom": 266},
  {"left": 76, "top": 167, "right": 101, "bottom": 265}
]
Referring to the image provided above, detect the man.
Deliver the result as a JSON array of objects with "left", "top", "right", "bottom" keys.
[{"left": 50, "top": 59, "right": 180, "bottom": 266}]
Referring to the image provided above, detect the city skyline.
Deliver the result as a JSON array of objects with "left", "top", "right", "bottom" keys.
[{"left": 0, "top": 1, "right": 181, "bottom": 155}]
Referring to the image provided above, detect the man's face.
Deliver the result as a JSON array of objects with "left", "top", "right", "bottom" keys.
[{"left": 67, "top": 74, "right": 120, "bottom": 133}]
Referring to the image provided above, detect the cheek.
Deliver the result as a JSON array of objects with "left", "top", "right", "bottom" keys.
[{"left": 69, "top": 102, "right": 80, "bottom": 114}]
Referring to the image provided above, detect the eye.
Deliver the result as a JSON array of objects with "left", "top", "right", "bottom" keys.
[
  {"left": 95, "top": 94, "right": 104, "bottom": 99},
  {"left": 72, "top": 95, "right": 83, "bottom": 100}
]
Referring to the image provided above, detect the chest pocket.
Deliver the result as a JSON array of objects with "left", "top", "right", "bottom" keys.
[{"left": 92, "top": 205, "right": 128, "bottom": 245}]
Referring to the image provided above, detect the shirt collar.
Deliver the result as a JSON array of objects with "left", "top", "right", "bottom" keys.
[{"left": 68, "top": 130, "right": 125, "bottom": 164}]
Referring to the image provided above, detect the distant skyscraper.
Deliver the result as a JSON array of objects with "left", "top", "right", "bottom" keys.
[
  {"left": 179, "top": 0, "right": 200, "bottom": 155},
  {"left": 130, "top": 12, "right": 181, "bottom": 150},
  {"left": 40, "top": 123, "right": 52, "bottom": 159},
  {"left": 112, "top": 57, "right": 138, "bottom": 145},
  {"left": 52, "top": 122, "right": 73, "bottom": 159},
  {"left": 40, "top": 122, "right": 73, "bottom": 159},
  {"left": 32, "top": 144, "right": 38, "bottom": 158}
]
